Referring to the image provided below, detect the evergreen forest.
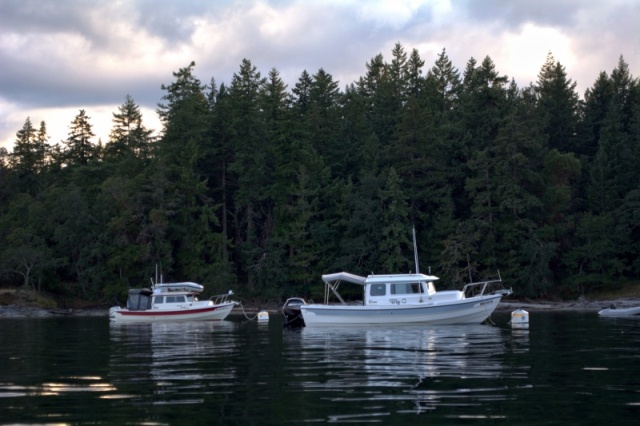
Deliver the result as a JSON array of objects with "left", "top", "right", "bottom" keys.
[{"left": 1, "top": 45, "right": 639, "bottom": 305}]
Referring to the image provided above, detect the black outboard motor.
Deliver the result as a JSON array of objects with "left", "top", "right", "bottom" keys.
[{"left": 282, "top": 297, "right": 307, "bottom": 327}]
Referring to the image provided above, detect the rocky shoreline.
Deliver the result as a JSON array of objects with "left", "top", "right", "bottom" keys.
[
  {"left": 496, "top": 298, "right": 640, "bottom": 312},
  {"left": 2, "top": 297, "right": 639, "bottom": 318},
  {"left": 0, "top": 305, "right": 108, "bottom": 318}
]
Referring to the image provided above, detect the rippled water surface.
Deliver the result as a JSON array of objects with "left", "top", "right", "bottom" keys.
[{"left": 1, "top": 311, "right": 639, "bottom": 424}]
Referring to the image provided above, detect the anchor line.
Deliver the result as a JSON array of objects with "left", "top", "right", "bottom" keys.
[{"left": 237, "top": 302, "right": 260, "bottom": 321}]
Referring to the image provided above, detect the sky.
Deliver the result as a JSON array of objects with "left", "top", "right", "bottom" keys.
[{"left": 1, "top": 0, "right": 638, "bottom": 151}]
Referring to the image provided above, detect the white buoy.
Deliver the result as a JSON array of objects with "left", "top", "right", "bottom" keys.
[
  {"left": 511, "top": 309, "right": 529, "bottom": 329},
  {"left": 257, "top": 310, "right": 269, "bottom": 322}
]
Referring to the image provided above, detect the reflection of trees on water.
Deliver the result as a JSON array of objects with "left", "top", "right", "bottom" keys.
[{"left": 285, "top": 325, "right": 529, "bottom": 416}]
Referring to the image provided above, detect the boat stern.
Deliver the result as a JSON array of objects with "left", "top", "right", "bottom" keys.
[{"left": 282, "top": 297, "right": 307, "bottom": 327}]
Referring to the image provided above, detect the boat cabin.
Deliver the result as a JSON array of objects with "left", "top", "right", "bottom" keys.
[
  {"left": 365, "top": 275, "right": 438, "bottom": 305},
  {"left": 319, "top": 272, "right": 464, "bottom": 306},
  {"left": 125, "top": 288, "right": 199, "bottom": 312}
]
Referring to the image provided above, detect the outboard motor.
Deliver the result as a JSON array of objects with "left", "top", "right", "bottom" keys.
[{"left": 282, "top": 297, "right": 307, "bottom": 327}]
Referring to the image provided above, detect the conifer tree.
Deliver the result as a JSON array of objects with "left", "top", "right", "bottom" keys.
[
  {"left": 379, "top": 168, "right": 411, "bottom": 272},
  {"left": 308, "top": 68, "right": 342, "bottom": 175},
  {"left": 406, "top": 48, "right": 425, "bottom": 97},
  {"left": 535, "top": 52, "right": 580, "bottom": 153},
  {"left": 340, "top": 84, "right": 379, "bottom": 176},
  {"left": 206, "top": 82, "right": 234, "bottom": 263},
  {"left": 228, "top": 58, "right": 268, "bottom": 290},
  {"left": 63, "top": 109, "right": 96, "bottom": 166},
  {"left": 11, "top": 118, "right": 48, "bottom": 175},
  {"left": 156, "top": 61, "right": 230, "bottom": 285},
  {"left": 461, "top": 56, "right": 510, "bottom": 272},
  {"left": 429, "top": 48, "right": 462, "bottom": 115},
  {"left": 157, "top": 61, "right": 209, "bottom": 164},
  {"left": 105, "top": 95, "right": 154, "bottom": 161},
  {"left": 578, "top": 71, "right": 613, "bottom": 160}
]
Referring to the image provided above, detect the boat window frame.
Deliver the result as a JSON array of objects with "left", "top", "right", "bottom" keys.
[
  {"left": 370, "top": 283, "right": 386, "bottom": 296},
  {"left": 391, "top": 282, "right": 423, "bottom": 295}
]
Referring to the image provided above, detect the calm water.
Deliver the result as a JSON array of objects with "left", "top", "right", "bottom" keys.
[{"left": 0, "top": 311, "right": 638, "bottom": 425}]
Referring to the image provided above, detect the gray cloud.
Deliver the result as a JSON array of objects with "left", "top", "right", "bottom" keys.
[
  {"left": 0, "top": 0, "right": 93, "bottom": 34},
  {"left": 0, "top": 55, "right": 164, "bottom": 109},
  {"left": 459, "top": 0, "right": 588, "bottom": 28},
  {"left": 133, "top": 0, "right": 218, "bottom": 46},
  {"left": 1, "top": 0, "right": 638, "bottom": 149}
]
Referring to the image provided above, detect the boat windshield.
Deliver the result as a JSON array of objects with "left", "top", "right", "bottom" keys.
[
  {"left": 391, "top": 282, "right": 423, "bottom": 294},
  {"left": 127, "top": 292, "right": 152, "bottom": 311}
]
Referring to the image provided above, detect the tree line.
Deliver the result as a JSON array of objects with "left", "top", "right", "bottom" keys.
[{"left": 1, "top": 45, "right": 638, "bottom": 303}]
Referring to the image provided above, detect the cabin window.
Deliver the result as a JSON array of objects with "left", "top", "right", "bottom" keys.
[
  {"left": 391, "top": 283, "right": 422, "bottom": 295},
  {"left": 370, "top": 284, "right": 386, "bottom": 296},
  {"left": 166, "top": 296, "right": 177, "bottom": 303},
  {"left": 154, "top": 296, "right": 164, "bottom": 304},
  {"left": 175, "top": 296, "right": 185, "bottom": 303}
]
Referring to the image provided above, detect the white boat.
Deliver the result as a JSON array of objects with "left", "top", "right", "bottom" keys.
[
  {"left": 109, "top": 282, "right": 238, "bottom": 323},
  {"left": 296, "top": 271, "right": 512, "bottom": 327},
  {"left": 598, "top": 305, "right": 640, "bottom": 318}
]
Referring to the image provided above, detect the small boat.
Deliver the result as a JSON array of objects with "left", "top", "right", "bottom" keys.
[
  {"left": 284, "top": 227, "right": 511, "bottom": 327},
  {"left": 109, "top": 281, "right": 238, "bottom": 323},
  {"left": 598, "top": 304, "right": 640, "bottom": 318},
  {"left": 290, "top": 272, "right": 511, "bottom": 327}
]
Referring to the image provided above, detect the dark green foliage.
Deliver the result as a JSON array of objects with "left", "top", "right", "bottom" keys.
[
  {"left": 63, "top": 109, "right": 97, "bottom": 166},
  {"left": 535, "top": 52, "right": 580, "bottom": 153},
  {"left": 1, "top": 48, "right": 638, "bottom": 301},
  {"left": 104, "top": 95, "right": 155, "bottom": 162}
]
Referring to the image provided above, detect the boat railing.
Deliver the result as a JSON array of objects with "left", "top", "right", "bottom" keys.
[
  {"left": 462, "top": 279, "right": 509, "bottom": 298},
  {"left": 209, "top": 290, "right": 235, "bottom": 305}
]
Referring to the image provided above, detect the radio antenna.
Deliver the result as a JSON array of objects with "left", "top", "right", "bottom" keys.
[{"left": 412, "top": 225, "right": 420, "bottom": 274}]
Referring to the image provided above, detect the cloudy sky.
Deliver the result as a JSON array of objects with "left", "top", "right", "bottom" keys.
[{"left": 1, "top": 0, "right": 638, "bottom": 151}]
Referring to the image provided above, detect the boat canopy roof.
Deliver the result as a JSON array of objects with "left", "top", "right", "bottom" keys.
[
  {"left": 322, "top": 272, "right": 367, "bottom": 285},
  {"left": 366, "top": 273, "right": 438, "bottom": 284},
  {"left": 322, "top": 272, "right": 439, "bottom": 286},
  {"left": 153, "top": 282, "right": 204, "bottom": 293}
]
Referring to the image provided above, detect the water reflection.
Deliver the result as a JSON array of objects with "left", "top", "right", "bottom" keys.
[
  {"left": 510, "top": 327, "right": 530, "bottom": 353},
  {"left": 283, "top": 324, "right": 525, "bottom": 420},
  {"left": 108, "top": 321, "right": 239, "bottom": 405},
  {"left": 3, "top": 313, "right": 638, "bottom": 424}
]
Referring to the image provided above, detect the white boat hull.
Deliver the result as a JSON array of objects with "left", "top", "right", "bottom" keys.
[
  {"left": 598, "top": 306, "right": 640, "bottom": 318},
  {"left": 300, "top": 294, "right": 505, "bottom": 327},
  {"left": 110, "top": 302, "right": 236, "bottom": 323}
]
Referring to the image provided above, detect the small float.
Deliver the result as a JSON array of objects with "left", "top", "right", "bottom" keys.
[{"left": 510, "top": 309, "right": 530, "bottom": 329}]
